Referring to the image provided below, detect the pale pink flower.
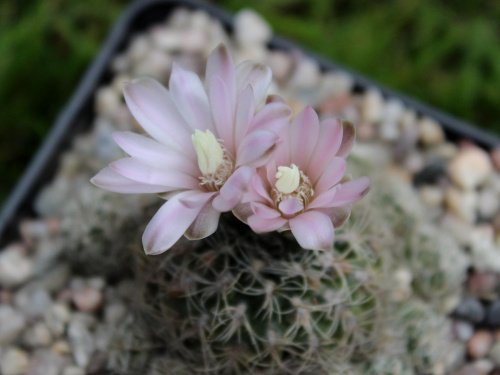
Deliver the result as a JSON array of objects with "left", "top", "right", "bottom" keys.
[
  {"left": 242, "top": 106, "right": 370, "bottom": 251},
  {"left": 91, "top": 44, "right": 292, "bottom": 254}
]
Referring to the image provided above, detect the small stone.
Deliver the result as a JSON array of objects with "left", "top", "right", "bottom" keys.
[
  {"left": 50, "top": 340, "right": 71, "bottom": 355},
  {"left": 68, "top": 317, "right": 96, "bottom": 368},
  {"left": 87, "top": 277, "right": 105, "bottom": 291},
  {"left": 477, "top": 188, "right": 500, "bottom": 219},
  {"left": 468, "top": 331, "right": 493, "bottom": 358},
  {"left": 62, "top": 366, "right": 85, "bottom": 375},
  {"left": 26, "top": 350, "right": 67, "bottom": 375},
  {"left": 105, "top": 303, "right": 127, "bottom": 326},
  {"left": 379, "top": 120, "right": 400, "bottom": 141},
  {"left": 419, "top": 185, "right": 444, "bottom": 207},
  {"left": 449, "top": 147, "right": 492, "bottom": 190},
  {"left": 234, "top": 9, "right": 272, "bottom": 46},
  {"left": 456, "top": 364, "right": 481, "bottom": 375},
  {"left": 445, "top": 187, "right": 477, "bottom": 223},
  {"left": 151, "top": 28, "right": 183, "bottom": 51},
  {"left": 454, "top": 320, "right": 475, "bottom": 342},
  {"left": 72, "top": 287, "right": 103, "bottom": 313},
  {"left": 468, "top": 272, "right": 499, "bottom": 296},
  {"left": 491, "top": 148, "right": 500, "bottom": 172},
  {"left": 490, "top": 340, "right": 500, "bottom": 365},
  {"left": 0, "top": 306, "right": 26, "bottom": 345},
  {"left": 418, "top": 117, "right": 445, "bottom": 146},
  {"left": 288, "top": 57, "right": 320, "bottom": 91},
  {"left": 413, "top": 160, "right": 448, "bottom": 186},
  {"left": 266, "top": 51, "right": 293, "bottom": 81},
  {"left": 15, "top": 287, "right": 52, "bottom": 319},
  {"left": 23, "top": 322, "right": 53, "bottom": 348},
  {"left": 38, "top": 264, "right": 71, "bottom": 294},
  {"left": 355, "top": 121, "right": 376, "bottom": 141},
  {"left": 127, "top": 35, "right": 151, "bottom": 62},
  {"left": 0, "top": 244, "right": 34, "bottom": 287},
  {"left": 473, "top": 359, "right": 494, "bottom": 375},
  {"left": 454, "top": 297, "right": 485, "bottom": 324},
  {"left": 44, "top": 303, "right": 71, "bottom": 337},
  {"left": 95, "top": 86, "right": 120, "bottom": 117},
  {"left": 1, "top": 347, "right": 29, "bottom": 375},
  {"left": 318, "top": 72, "right": 353, "bottom": 98},
  {"left": 399, "top": 109, "right": 418, "bottom": 131},
  {"left": 486, "top": 301, "right": 500, "bottom": 328},
  {"left": 360, "top": 89, "right": 384, "bottom": 123}
]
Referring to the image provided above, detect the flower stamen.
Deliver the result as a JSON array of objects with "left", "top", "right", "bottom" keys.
[{"left": 272, "top": 164, "right": 314, "bottom": 215}]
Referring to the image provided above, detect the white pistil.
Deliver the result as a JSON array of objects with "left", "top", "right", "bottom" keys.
[
  {"left": 191, "top": 129, "right": 223, "bottom": 175},
  {"left": 275, "top": 164, "right": 300, "bottom": 194}
]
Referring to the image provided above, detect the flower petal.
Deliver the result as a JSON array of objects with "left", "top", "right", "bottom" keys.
[
  {"left": 249, "top": 101, "right": 293, "bottom": 134},
  {"left": 248, "top": 215, "right": 288, "bottom": 233},
  {"left": 308, "top": 118, "right": 343, "bottom": 181},
  {"left": 185, "top": 198, "right": 221, "bottom": 240},
  {"left": 307, "top": 186, "right": 340, "bottom": 210},
  {"left": 110, "top": 157, "right": 199, "bottom": 190},
  {"left": 251, "top": 202, "right": 281, "bottom": 219},
  {"left": 337, "top": 120, "right": 356, "bottom": 158},
  {"left": 219, "top": 166, "right": 253, "bottom": 202},
  {"left": 266, "top": 95, "right": 285, "bottom": 104},
  {"left": 289, "top": 106, "right": 319, "bottom": 169},
  {"left": 122, "top": 78, "right": 193, "bottom": 156},
  {"left": 289, "top": 211, "right": 334, "bottom": 251},
  {"left": 316, "top": 206, "right": 351, "bottom": 228},
  {"left": 236, "top": 129, "right": 279, "bottom": 168},
  {"left": 206, "top": 44, "right": 236, "bottom": 104},
  {"left": 236, "top": 61, "right": 272, "bottom": 105},
  {"left": 179, "top": 191, "right": 216, "bottom": 209},
  {"left": 331, "top": 177, "right": 371, "bottom": 207},
  {"left": 142, "top": 191, "right": 204, "bottom": 255},
  {"left": 90, "top": 167, "right": 169, "bottom": 194},
  {"left": 234, "top": 85, "right": 255, "bottom": 147},
  {"left": 111, "top": 131, "right": 198, "bottom": 176},
  {"left": 242, "top": 173, "right": 273, "bottom": 205},
  {"left": 232, "top": 202, "right": 253, "bottom": 223},
  {"left": 212, "top": 194, "right": 238, "bottom": 212},
  {"left": 278, "top": 198, "right": 304, "bottom": 216},
  {"left": 169, "top": 62, "right": 214, "bottom": 132},
  {"left": 314, "top": 157, "right": 346, "bottom": 195},
  {"left": 209, "top": 75, "right": 235, "bottom": 154}
]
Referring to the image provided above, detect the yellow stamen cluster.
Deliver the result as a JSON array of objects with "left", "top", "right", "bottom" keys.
[{"left": 191, "top": 129, "right": 234, "bottom": 192}]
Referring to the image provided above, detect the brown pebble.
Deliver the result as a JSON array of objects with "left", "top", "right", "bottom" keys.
[
  {"left": 319, "top": 93, "right": 351, "bottom": 116},
  {"left": 72, "top": 287, "right": 103, "bottom": 313},
  {"left": 468, "top": 272, "right": 499, "bottom": 296},
  {"left": 468, "top": 330, "right": 493, "bottom": 358},
  {"left": 492, "top": 148, "right": 500, "bottom": 172}
]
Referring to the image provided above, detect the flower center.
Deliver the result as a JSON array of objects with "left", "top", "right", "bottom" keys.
[
  {"left": 272, "top": 164, "right": 314, "bottom": 215},
  {"left": 191, "top": 129, "right": 234, "bottom": 192}
]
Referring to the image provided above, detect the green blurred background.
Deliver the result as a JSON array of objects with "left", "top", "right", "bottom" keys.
[{"left": 1, "top": 0, "right": 500, "bottom": 205}]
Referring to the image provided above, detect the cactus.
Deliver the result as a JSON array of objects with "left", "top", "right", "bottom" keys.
[{"left": 105, "top": 164, "right": 465, "bottom": 375}]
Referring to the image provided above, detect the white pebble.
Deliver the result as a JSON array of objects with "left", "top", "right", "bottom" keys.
[
  {"left": 61, "top": 366, "right": 85, "bottom": 375},
  {"left": 445, "top": 187, "right": 477, "bottom": 223},
  {"left": 0, "top": 244, "right": 34, "bottom": 288},
  {"left": 44, "top": 303, "right": 71, "bottom": 337},
  {"left": 449, "top": 147, "right": 492, "bottom": 190},
  {"left": 0, "top": 348, "right": 29, "bottom": 375},
  {"left": 477, "top": 189, "right": 500, "bottom": 219},
  {"left": 360, "top": 89, "right": 384, "bottom": 123},
  {"left": 235, "top": 9, "right": 272, "bottom": 46},
  {"left": 418, "top": 117, "right": 445, "bottom": 146},
  {"left": 23, "top": 322, "right": 53, "bottom": 348},
  {"left": 0, "top": 306, "right": 26, "bottom": 345}
]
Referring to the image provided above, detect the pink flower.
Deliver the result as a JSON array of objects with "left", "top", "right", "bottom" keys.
[
  {"left": 242, "top": 106, "right": 370, "bottom": 251},
  {"left": 91, "top": 44, "right": 292, "bottom": 254}
]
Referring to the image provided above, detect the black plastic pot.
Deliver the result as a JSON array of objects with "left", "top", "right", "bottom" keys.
[{"left": 1, "top": 0, "right": 499, "bottom": 246}]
